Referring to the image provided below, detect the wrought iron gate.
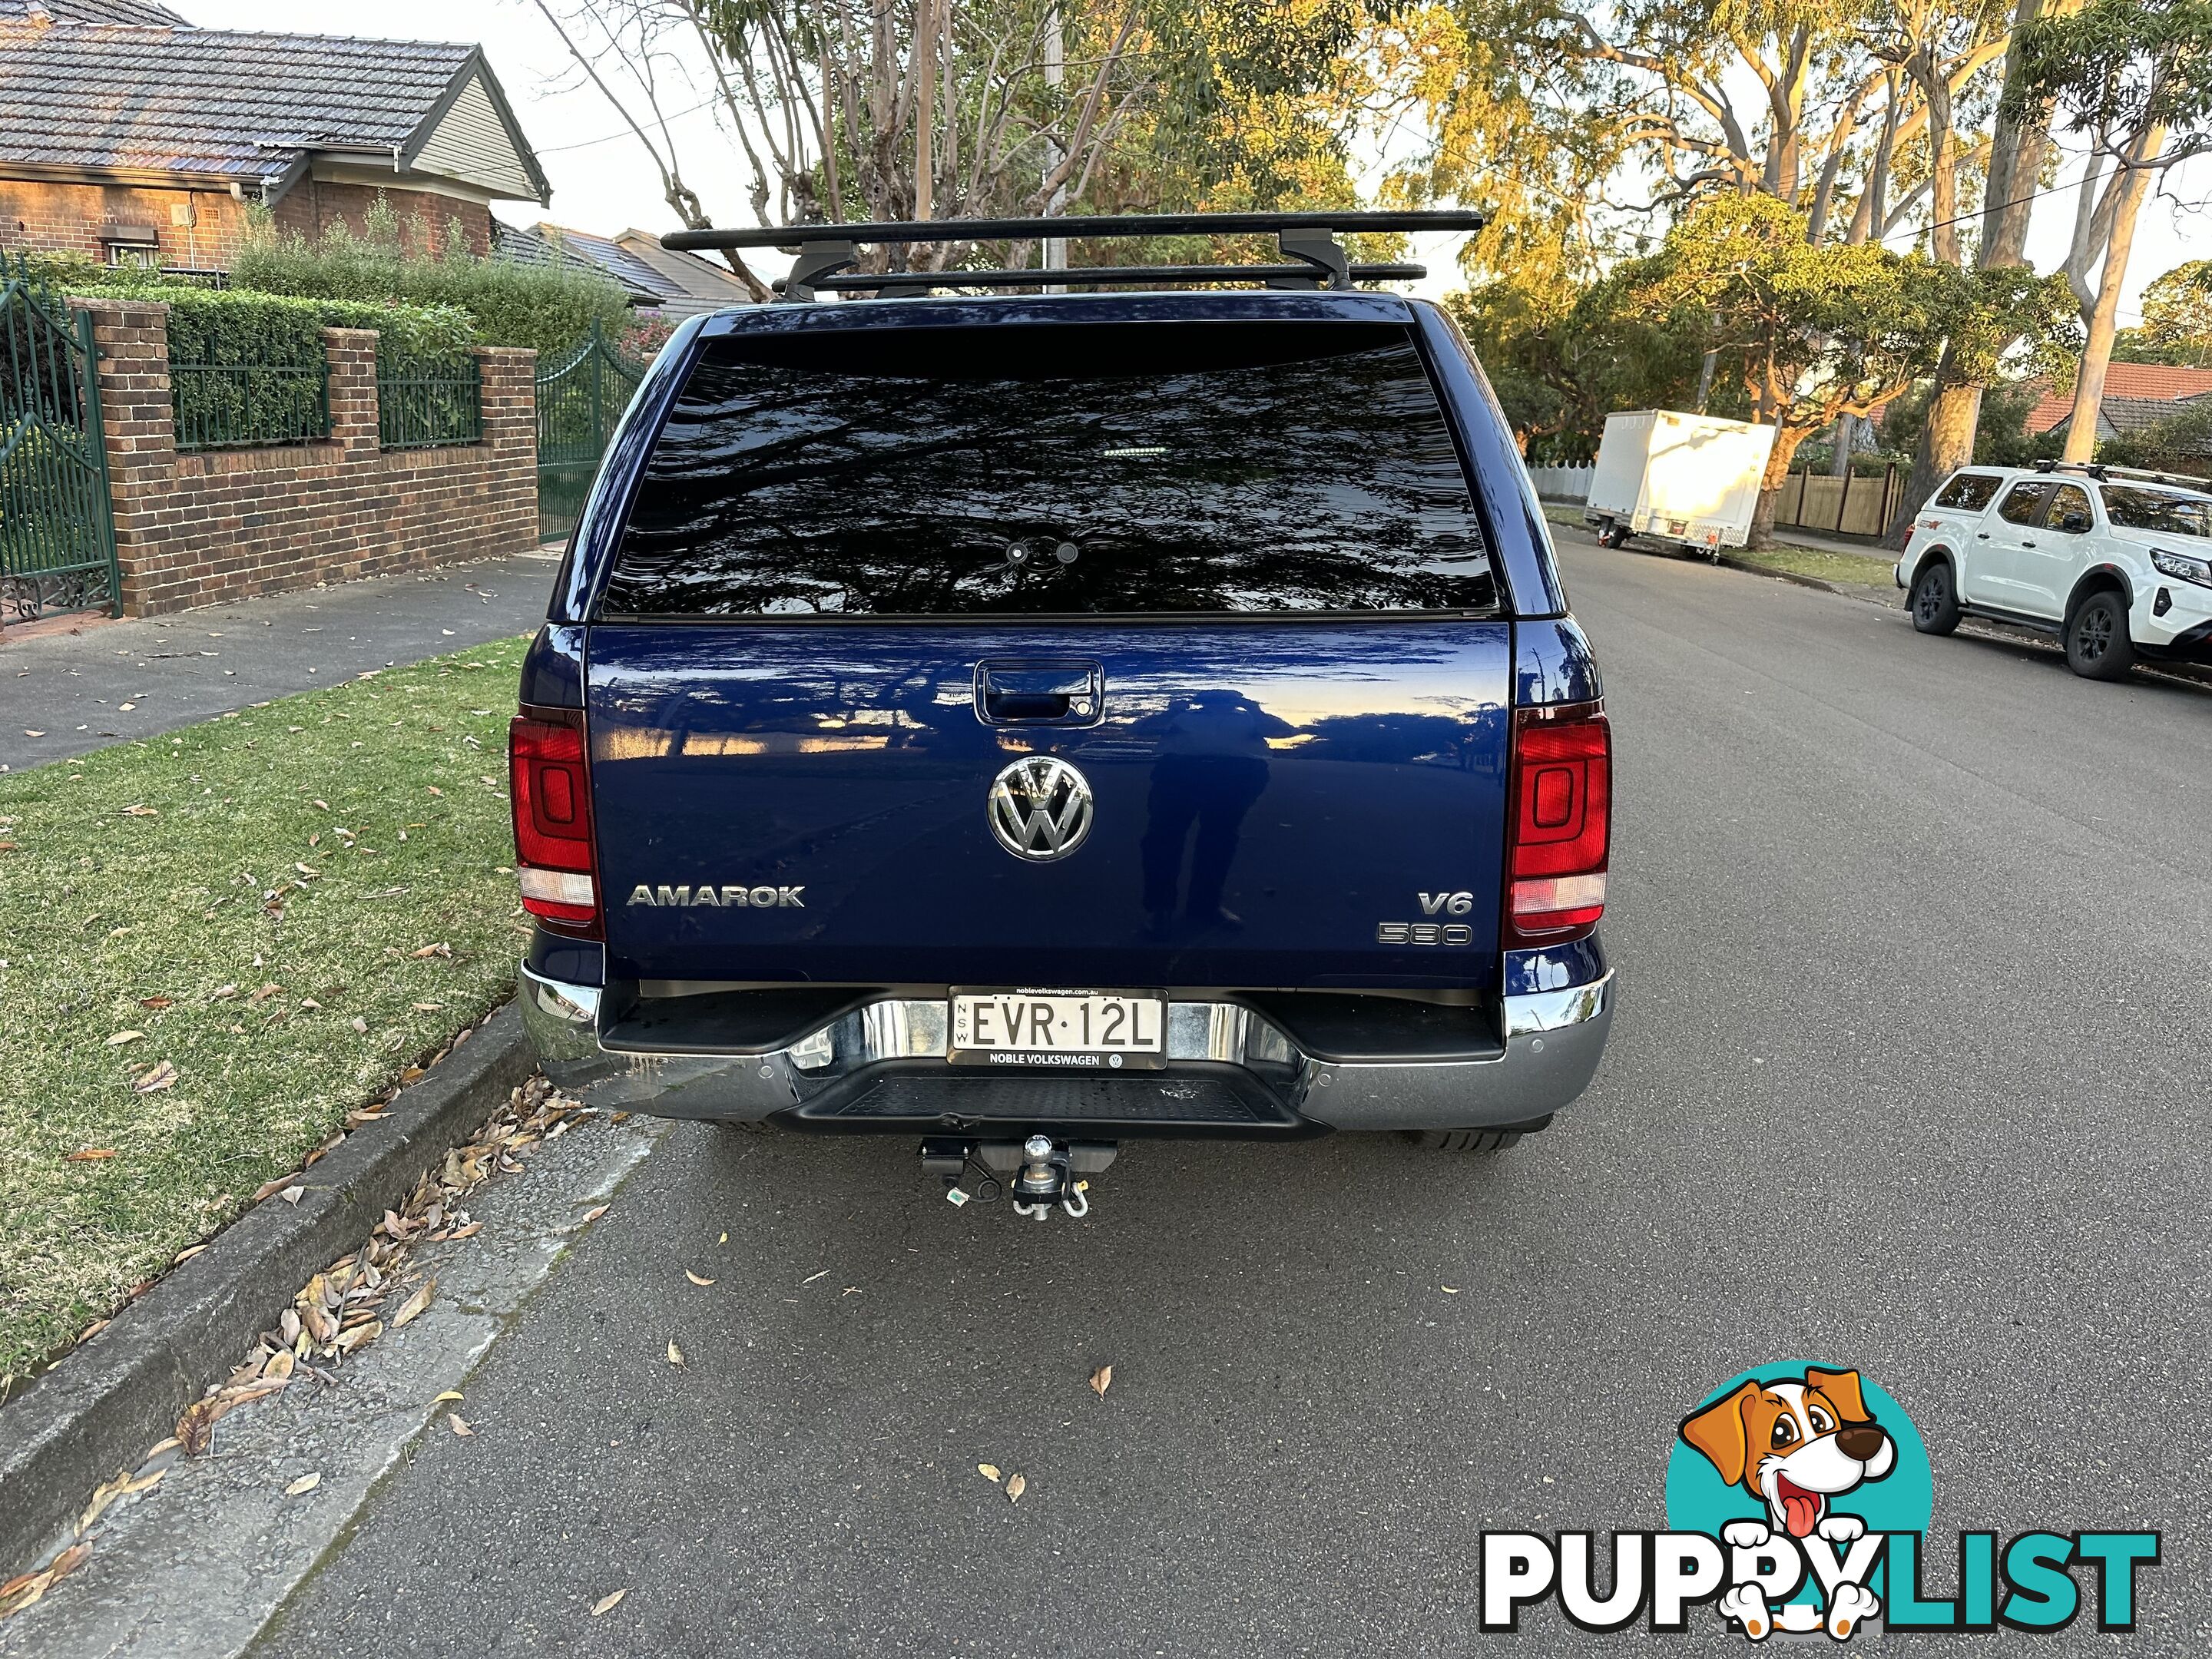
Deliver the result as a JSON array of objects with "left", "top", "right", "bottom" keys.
[
  {"left": 1, "top": 254, "right": 121, "bottom": 621},
  {"left": 535, "top": 320, "right": 643, "bottom": 545}
]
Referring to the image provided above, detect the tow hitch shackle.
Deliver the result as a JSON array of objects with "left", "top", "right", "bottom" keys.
[{"left": 921, "top": 1135, "right": 1115, "bottom": 1219}]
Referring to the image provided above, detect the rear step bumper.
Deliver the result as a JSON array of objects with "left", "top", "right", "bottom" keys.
[{"left": 516, "top": 965, "right": 1614, "bottom": 1137}]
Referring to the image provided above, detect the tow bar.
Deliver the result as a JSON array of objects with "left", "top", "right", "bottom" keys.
[{"left": 921, "top": 1135, "right": 1117, "bottom": 1220}]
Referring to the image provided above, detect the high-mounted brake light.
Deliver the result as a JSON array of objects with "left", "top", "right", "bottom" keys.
[
  {"left": 510, "top": 711, "right": 600, "bottom": 934},
  {"left": 1505, "top": 703, "right": 1611, "bottom": 945}
]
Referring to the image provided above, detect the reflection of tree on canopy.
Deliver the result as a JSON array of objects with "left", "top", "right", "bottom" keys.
[
  {"left": 1296, "top": 710, "right": 1504, "bottom": 772},
  {"left": 608, "top": 329, "right": 1499, "bottom": 617}
]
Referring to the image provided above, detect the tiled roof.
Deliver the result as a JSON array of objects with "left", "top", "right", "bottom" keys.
[
  {"left": 613, "top": 230, "right": 755, "bottom": 303},
  {"left": 2097, "top": 396, "right": 2198, "bottom": 437},
  {"left": 492, "top": 222, "right": 661, "bottom": 302},
  {"left": 0, "top": 21, "right": 476, "bottom": 184},
  {"left": 529, "top": 223, "right": 676, "bottom": 300},
  {"left": 0, "top": 1, "right": 185, "bottom": 24},
  {"left": 2025, "top": 363, "right": 2212, "bottom": 433}
]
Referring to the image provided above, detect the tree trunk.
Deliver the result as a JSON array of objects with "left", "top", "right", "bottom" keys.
[
  {"left": 2063, "top": 131, "right": 2163, "bottom": 464},
  {"left": 1894, "top": 366, "right": 1982, "bottom": 534},
  {"left": 1881, "top": 0, "right": 2055, "bottom": 548},
  {"left": 912, "top": 0, "right": 938, "bottom": 222},
  {"left": 1750, "top": 426, "right": 1813, "bottom": 550}
]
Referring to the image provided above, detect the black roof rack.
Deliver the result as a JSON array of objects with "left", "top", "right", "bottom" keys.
[
  {"left": 2032, "top": 459, "right": 2212, "bottom": 488},
  {"left": 661, "top": 209, "right": 1486, "bottom": 302}
]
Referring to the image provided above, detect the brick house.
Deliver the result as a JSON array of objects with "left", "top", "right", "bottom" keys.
[
  {"left": 2026, "top": 363, "right": 2212, "bottom": 446},
  {"left": 0, "top": 0, "right": 550, "bottom": 276}
]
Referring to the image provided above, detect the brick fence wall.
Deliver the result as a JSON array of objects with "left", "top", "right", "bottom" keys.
[
  {"left": 0, "top": 180, "right": 492, "bottom": 273},
  {"left": 71, "top": 297, "right": 535, "bottom": 617}
]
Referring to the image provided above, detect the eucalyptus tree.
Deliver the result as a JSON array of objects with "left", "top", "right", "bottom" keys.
[
  {"left": 2008, "top": 0, "right": 2212, "bottom": 460},
  {"left": 530, "top": 0, "right": 1415, "bottom": 288}
]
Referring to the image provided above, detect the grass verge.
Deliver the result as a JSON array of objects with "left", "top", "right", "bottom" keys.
[
  {"left": 1542, "top": 502, "right": 1899, "bottom": 590},
  {"left": 1731, "top": 542, "right": 1899, "bottom": 589},
  {"left": 0, "top": 635, "right": 531, "bottom": 1387}
]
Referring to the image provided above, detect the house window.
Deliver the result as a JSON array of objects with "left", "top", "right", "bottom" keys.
[{"left": 101, "top": 225, "right": 161, "bottom": 268}]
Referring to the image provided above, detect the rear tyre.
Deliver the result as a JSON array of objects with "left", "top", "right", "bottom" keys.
[
  {"left": 1600, "top": 523, "right": 1631, "bottom": 549},
  {"left": 1909, "top": 560, "right": 1961, "bottom": 634},
  {"left": 2065, "top": 590, "right": 2135, "bottom": 680},
  {"left": 1406, "top": 1114, "right": 1553, "bottom": 1154}
]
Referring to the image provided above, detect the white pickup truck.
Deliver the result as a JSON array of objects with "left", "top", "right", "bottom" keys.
[{"left": 1898, "top": 462, "right": 2212, "bottom": 680}]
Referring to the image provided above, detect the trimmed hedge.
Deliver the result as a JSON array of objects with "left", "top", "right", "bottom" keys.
[
  {"left": 161, "top": 290, "right": 475, "bottom": 451},
  {"left": 231, "top": 197, "right": 631, "bottom": 363}
]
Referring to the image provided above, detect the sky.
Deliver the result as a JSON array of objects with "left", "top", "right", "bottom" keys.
[{"left": 186, "top": 0, "right": 2207, "bottom": 326}]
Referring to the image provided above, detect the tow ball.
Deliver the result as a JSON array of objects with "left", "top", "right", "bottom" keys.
[{"left": 920, "top": 1135, "right": 1118, "bottom": 1220}]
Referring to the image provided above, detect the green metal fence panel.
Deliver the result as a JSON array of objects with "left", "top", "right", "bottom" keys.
[
  {"left": 379, "top": 353, "right": 483, "bottom": 450},
  {"left": 0, "top": 255, "right": 121, "bottom": 621},
  {"left": 535, "top": 320, "right": 643, "bottom": 545},
  {"left": 171, "top": 359, "right": 331, "bottom": 451}
]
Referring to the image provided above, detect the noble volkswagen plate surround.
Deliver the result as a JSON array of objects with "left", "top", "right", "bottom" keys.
[{"left": 986, "top": 754, "right": 1094, "bottom": 861}]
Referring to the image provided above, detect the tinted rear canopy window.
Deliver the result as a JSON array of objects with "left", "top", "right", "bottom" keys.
[{"left": 604, "top": 320, "right": 1495, "bottom": 618}]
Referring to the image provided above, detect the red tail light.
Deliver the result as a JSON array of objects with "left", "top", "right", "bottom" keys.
[
  {"left": 1505, "top": 702, "right": 1610, "bottom": 945},
  {"left": 510, "top": 711, "right": 600, "bottom": 934}
]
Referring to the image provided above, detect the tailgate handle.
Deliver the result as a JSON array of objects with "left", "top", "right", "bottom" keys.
[{"left": 975, "top": 660, "right": 1104, "bottom": 724}]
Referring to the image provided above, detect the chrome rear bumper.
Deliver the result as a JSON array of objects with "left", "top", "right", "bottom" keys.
[{"left": 517, "top": 965, "right": 1613, "bottom": 1135}]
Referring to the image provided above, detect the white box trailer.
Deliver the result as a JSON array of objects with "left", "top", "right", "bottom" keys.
[{"left": 1583, "top": 410, "right": 1778, "bottom": 561}]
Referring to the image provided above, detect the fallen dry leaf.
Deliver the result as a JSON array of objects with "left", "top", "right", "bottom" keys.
[
  {"left": 175, "top": 1397, "right": 222, "bottom": 1457},
  {"left": 210, "top": 983, "right": 239, "bottom": 1001},
  {"left": 1090, "top": 1364, "right": 1113, "bottom": 1399},
  {"left": 449, "top": 1413, "right": 474, "bottom": 1437},
  {"left": 1440, "top": 1286, "right": 1461, "bottom": 1295},
  {"left": 138, "top": 995, "right": 174, "bottom": 1011},
  {"left": 350, "top": 1017, "right": 369, "bottom": 1035},
  {"left": 284, "top": 1472, "right": 320, "bottom": 1497},
  {"left": 106, "top": 1030, "right": 144, "bottom": 1046},
  {"left": 684, "top": 1270, "right": 716, "bottom": 1288},
  {"left": 389, "top": 1278, "right": 436, "bottom": 1328},
  {"left": 667, "top": 1340, "right": 685, "bottom": 1367},
  {"left": 332, "top": 1319, "right": 382, "bottom": 1354},
  {"left": 591, "top": 1588, "right": 627, "bottom": 1618},
  {"left": 64, "top": 1147, "right": 118, "bottom": 1163},
  {"left": 433, "top": 1390, "right": 463, "bottom": 1403},
  {"left": 409, "top": 941, "right": 452, "bottom": 959},
  {"left": 717, "top": 1231, "right": 728, "bottom": 1244},
  {"left": 132, "top": 1061, "right": 178, "bottom": 1094},
  {"left": 978, "top": 1463, "right": 1002, "bottom": 1483},
  {"left": 121, "top": 803, "right": 158, "bottom": 817},
  {"left": 581, "top": 1204, "right": 608, "bottom": 1224},
  {"left": 280, "top": 1186, "right": 304, "bottom": 1206},
  {"left": 1006, "top": 1472, "right": 1027, "bottom": 1505},
  {"left": 22, "top": 729, "right": 44, "bottom": 737}
]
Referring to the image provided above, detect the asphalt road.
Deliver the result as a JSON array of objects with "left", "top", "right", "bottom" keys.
[{"left": 214, "top": 535, "right": 2207, "bottom": 1654}]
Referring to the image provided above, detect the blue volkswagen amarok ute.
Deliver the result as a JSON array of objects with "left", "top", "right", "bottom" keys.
[{"left": 511, "top": 213, "right": 1613, "bottom": 1209}]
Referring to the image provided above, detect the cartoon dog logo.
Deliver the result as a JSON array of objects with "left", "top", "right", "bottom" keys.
[
  {"left": 1680, "top": 1367, "right": 1897, "bottom": 1640},
  {"left": 1680, "top": 1366, "right": 1896, "bottom": 1540}
]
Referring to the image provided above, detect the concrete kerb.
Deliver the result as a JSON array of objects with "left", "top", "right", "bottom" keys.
[{"left": 0, "top": 1004, "right": 535, "bottom": 1575}]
